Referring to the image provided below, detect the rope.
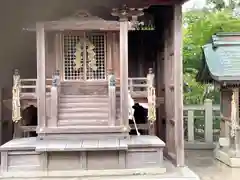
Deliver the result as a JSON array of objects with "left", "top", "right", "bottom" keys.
[
  {"left": 230, "top": 91, "right": 239, "bottom": 137},
  {"left": 12, "top": 74, "right": 21, "bottom": 123},
  {"left": 147, "top": 87, "right": 156, "bottom": 124}
]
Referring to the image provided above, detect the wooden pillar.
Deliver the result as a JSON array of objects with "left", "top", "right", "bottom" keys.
[
  {"left": 55, "top": 33, "right": 63, "bottom": 80},
  {"left": 220, "top": 88, "right": 232, "bottom": 137},
  {"left": 119, "top": 18, "right": 129, "bottom": 128},
  {"left": 164, "top": 27, "right": 173, "bottom": 152},
  {"left": 229, "top": 88, "right": 240, "bottom": 153},
  {"left": 107, "top": 32, "right": 113, "bottom": 71},
  {"left": 173, "top": 4, "right": 184, "bottom": 167},
  {"left": 36, "top": 23, "right": 46, "bottom": 132},
  {"left": 112, "top": 32, "right": 120, "bottom": 81},
  {"left": 157, "top": 52, "right": 166, "bottom": 141},
  {"left": 112, "top": 5, "right": 143, "bottom": 130}
]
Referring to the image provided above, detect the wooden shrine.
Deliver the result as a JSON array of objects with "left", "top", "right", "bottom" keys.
[
  {"left": 0, "top": 1, "right": 191, "bottom": 179},
  {"left": 197, "top": 32, "right": 240, "bottom": 167}
]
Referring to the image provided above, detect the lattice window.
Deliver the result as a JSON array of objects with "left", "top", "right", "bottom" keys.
[{"left": 63, "top": 33, "right": 106, "bottom": 80}]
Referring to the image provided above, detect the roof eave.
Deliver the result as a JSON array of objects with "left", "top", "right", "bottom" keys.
[{"left": 23, "top": 20, "right": 136, "bottom": 32}]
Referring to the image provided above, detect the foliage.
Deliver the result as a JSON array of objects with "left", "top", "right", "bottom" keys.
[
  {"left": 183, "top": 72, "right": 205, "bottom": 104},
  {"left": 184, "top": 9, "right": 240, "bottom": 70},
  {"left": 183, "top": 2, "right": 240, "bottom": 104},
  {"left": 206, "top": 0, "right": 240, "bottom": 10},
  {"left": 206, "top": 0, "right": 226, "bottom": 10}
]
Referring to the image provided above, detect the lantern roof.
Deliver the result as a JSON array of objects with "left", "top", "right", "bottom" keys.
[{"left": 197, "top": 32, "right": 240, "bottom": 85}]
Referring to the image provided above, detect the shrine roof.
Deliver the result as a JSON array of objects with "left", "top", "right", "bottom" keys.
[
  {"left": 23, "top": 11, "right": 133, "bottom": 31},
  {"left": 196, "top": 32, "right": 240, "bottom": 85}
]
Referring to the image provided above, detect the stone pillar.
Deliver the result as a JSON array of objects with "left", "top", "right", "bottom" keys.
[{"left": 112, "top": 5, "right": 143, "bottom": 130}]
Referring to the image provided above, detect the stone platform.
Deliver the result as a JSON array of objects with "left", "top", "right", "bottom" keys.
[
  {"left": 0, "top": 135, "right": 166, "bottom": 176},
  {"left": 214, "top": 147, "right": 240, "bottom": 167},
  {"left": 214, "top": 138, "right": 240, "bottom": 167},
  {"left": 0, "top": 157, "right": 200, "bottom": 180},
  {"left": 0, "top": 166, "right": 200, "bottom": 180}
]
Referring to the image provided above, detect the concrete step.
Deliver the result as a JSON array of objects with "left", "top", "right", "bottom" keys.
[
  {"left": 59, "top": 102, "right": 109, "bottom": 108},
  {"left": 58, "top": 112, "right": 108, "bottom": 120},
  {"left": 59, "top": 107, "right": 108, "bottom": 113}
]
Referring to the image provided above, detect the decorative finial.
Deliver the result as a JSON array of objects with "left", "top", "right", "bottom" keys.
[
  {"left": 14, "top": 69, "right": 20, "bottom": 76},
  {"left": 148, "top": 68, "right": 153, "bottom": 74},
  {"left": 52, "top": 70, "right": 60, "bottom": 87},
  {"left": 112, "top": 4, "right": 144, "bottom": 21}
]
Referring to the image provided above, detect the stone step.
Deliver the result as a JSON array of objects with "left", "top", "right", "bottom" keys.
[
  {"left": 59, "top": 102, "right": 109, "bottom": 108},
  {"left": 58, "top": 112, "right": 108, "bottom": 120},
  {"left": 59, "top": 107, "right": 108, "bottom": 113}
]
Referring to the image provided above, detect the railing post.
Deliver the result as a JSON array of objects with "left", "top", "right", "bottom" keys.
[
  {"left": 147, "top": 68, "right": 154, "bottom": 88},
  {"left": 50, "top": 70, "right": 60, "bottom": 127},
  {"left": 108, "top": 69, "right": 116, "bottom": 126},
  {"left": 129, "top": 79, "right": 133, "bottom": 94},
  {"left": 187, "top": 110, "right": 194, "bottom": 142},
  {"left": 204, "top": 99, "right": 213, "bottom": 143}
]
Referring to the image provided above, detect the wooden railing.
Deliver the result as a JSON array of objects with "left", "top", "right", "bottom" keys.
[
  {"left": 50, "top": 70, "right": 61, "bottom": 127},
  {"left": 184, "top": 99, "right": 220, "bottom": 149},
  {"left": 116, "top": 77, "right": 148, "bottom": 98},
  {"left": 19, "top": 77, "right": 148, "bottom": 99},
  {"left": 128, "top": 99, "right": 221, "bottom": 148},
  {"left": 20, "top": 78, "right": 52, "bottom": 99},
  {"left": 108, "top": 70, "right": 116, "bottom": 126}
]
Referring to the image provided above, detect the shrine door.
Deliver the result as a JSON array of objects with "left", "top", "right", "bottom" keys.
[{"left": 63, "top": 32, "right": 107, "bottom": 81}]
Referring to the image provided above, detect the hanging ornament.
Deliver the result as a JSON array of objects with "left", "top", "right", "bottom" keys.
[
  {"left": 87, "top": 41, "right": 97, "bottom": 71},
  {"left": 74, "top": 41, "right": 83, "bottom": 70}
]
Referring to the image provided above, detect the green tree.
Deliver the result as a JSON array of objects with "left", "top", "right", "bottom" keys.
[
  {"left": 206, "top": 0, "right": 226, "bottom": 10},
  {"left": 183, "top": 5, "right": 240, "bottom": 104},
  {"left": 206, "top": 0, "right": 240, "bottom": 10}
]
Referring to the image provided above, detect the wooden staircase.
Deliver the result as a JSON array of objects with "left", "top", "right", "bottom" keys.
[
  {"left": 0, "top": 84, "right": 166, "bottom": 175},
  {"left": 58, "top": 95, "right": 109, "bottom": 127}
]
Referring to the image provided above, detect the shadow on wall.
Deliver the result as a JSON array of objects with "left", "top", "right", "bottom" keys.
[
  {"left": 129, "top": 103, "right": 148, "bottom": 135},
  {"left": 21, "top": 105, "right": 37, "bottom": 137}
]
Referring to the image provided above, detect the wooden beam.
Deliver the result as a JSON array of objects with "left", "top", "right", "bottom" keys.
[
  {"left": 173, "top": 4, "right": 184, "bottom": 167},
  {"left": 36, "top": 23, "right": 46, "bottom": 132}
]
